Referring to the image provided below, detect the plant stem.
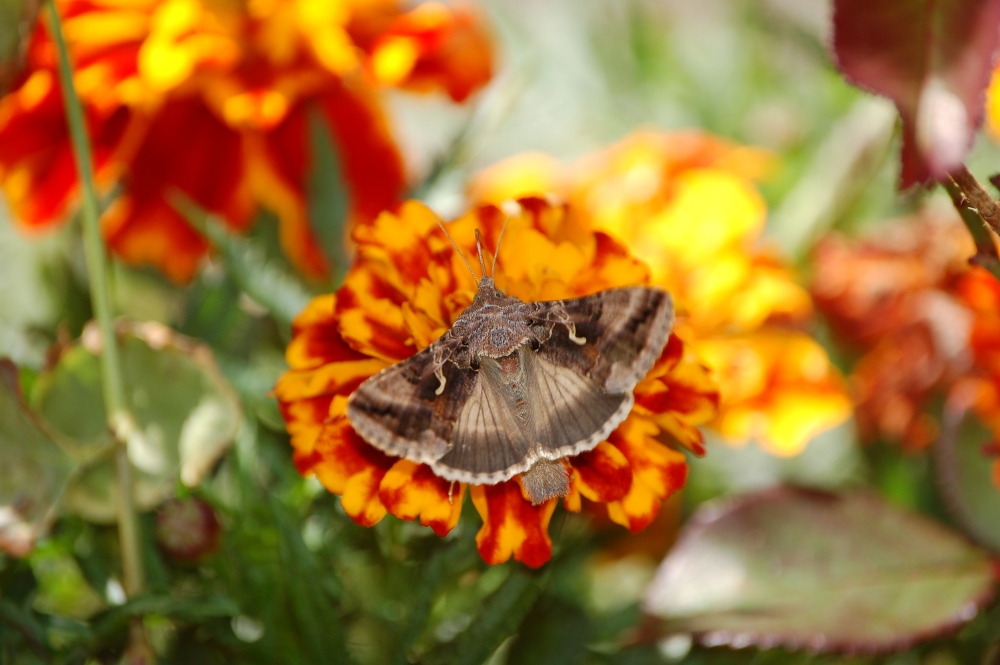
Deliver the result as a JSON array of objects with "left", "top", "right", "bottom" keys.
[
  {"left": 944, "top": 167, "right": 1000, "bottom": 281},
  {"left": 45, "top": 0, "right": 146, "bottom": 600},
  {"left": 943, "top": 181, "right": 1000, "bottom": 280},
  {"left": 951, "top": 165, "right": 1000, "bottom": 235}
]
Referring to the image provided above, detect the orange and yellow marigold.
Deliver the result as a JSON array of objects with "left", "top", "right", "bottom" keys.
[
  {"left": 470, "top": 131, "right": 851, "bottom": 456},
  {"left": 811, "top": 212, "right": 999, "bottom": 451},
  {"left": 0, "top": 0, "right": 493, "bottom": 281},
  {"left": 274, "top": 199, "right": 718, "bottom": 567}
]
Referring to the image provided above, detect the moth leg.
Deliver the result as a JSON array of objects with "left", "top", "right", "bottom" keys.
[
  {"left": 434, "top": 366, "right": 447, "bottom": 395},
  {"left": 566, "top": 322, "right": 586, "bottom": 345}
]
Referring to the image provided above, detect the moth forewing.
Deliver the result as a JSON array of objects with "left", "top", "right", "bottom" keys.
[{"left": 345, "top": 280, "right": 676, "bottom": 506}]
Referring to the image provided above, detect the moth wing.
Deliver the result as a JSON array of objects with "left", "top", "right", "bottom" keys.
[
  {"left": 434, "top": 354, "right": 534, "bottom": 484},
  {"left": 346, "top": 343, "right": 475, "bottom": 465},
  {"left": 525, "top": 350, "right": 633, "bottom": 459},
  {"left": 347, "top": 343, "right": 535, "bottom": 484},
  {"left": 533, "top": 286, "right": 674, "bottom": 394}
]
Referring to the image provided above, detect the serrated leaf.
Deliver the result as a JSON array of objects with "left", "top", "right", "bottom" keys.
[
  {"left": 31, "top": 322, "right": 241, "bottom": 522},
  {"left": 832, "top": 0, "right": 1000, "bottom": 186},
  {"left": 0, "top": 359, "right": 76, "bottom": 556},
  {"left": 643, "top": 487, "right": 994, "bottom": 653}
]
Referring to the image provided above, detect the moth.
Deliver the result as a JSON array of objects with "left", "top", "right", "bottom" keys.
[{"left": 346, "top": 217, "right": 674, "bottom": 505}]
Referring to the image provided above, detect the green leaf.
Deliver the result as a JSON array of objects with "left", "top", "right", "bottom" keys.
[
  {"left": 28, "top": 542, "right": 106, "bottom": 621},
  {"left": 92, "top": 594, "right": 240, "bottom": 641},
  {"left": 935, "top": 400, "right": 1000, "bottom": 552},
  {"left": 172, "top": 196, "right": 313, "bottom": 331},
  {"left": 31, "top": 322, "right": 242, "bottom": 522},
  {"left": 0, "top": 208, "right": 85, "bottom": 368},
  {"left": 0, "top": 597, "right": 52, "bottom": 657},
  {"left": 389, "top": 537, "right": 478, "bottom": 665},
  {"left": 425, "top": 567, "right": 549, "bottom": 665},
  {"left": 0, "top": 359, "right": 76, "bottom": 556},
  {"left": 307, "top": 105, "right": 351, "bottom": 286},
  {"left": 270, "top": 498, "right": 351, "bottom": 665},
  {"left": 505, "top": 596, "right": 590, "bottom": 665},
  {"left": 0, "top": 0, "right": 40, "bottom": 94},
  {"left": 643, "top": 487, "right": 994, "bottom": 653}
]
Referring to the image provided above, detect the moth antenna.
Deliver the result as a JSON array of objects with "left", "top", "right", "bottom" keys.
[
  {"left": 474, "top": 229, "right": 488, "bottom": 280},
  {"left": 433, "top": 211, "right": 478, "bottom": 285},
  {"left": 491, "top": 213, "right": 512, "bottom": 278}
]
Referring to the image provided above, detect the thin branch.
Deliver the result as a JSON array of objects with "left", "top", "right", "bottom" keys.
[
  {"left": 944, "top": 167, "right": 1000, "bottom": 281},
  {"left": 950, "top": 165, "right": 1000, "bottom": 234}
]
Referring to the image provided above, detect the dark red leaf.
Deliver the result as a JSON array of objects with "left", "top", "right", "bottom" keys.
[
  {"left": 643, "top": 487, "right": 995, "bottom": 653},
  {"left": 832, "top": 0, "right": 1000, "bottom": 187}
]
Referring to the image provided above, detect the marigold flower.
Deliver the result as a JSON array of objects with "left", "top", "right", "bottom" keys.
[
  {"left": 0, "top": 0, "right": 493, "bottom": 281},
  {"left": 469, "top": 131, "right": 850, "bottom": 456},
  {"left": 274, "top": 199, "right": 718, "bottom": 567},
  {"left": 811, "top": 212, "right": 978, "bottom": 450}
]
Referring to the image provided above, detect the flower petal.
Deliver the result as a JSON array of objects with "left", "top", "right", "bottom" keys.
[
  {"left": 102, "top": 98, "right": 253, "bottom": 282},
  {"left": 379, "top": 460, "right": 464, "bottom": 536},
  {"left": 569, "top": 441, "right": 632, "bottom": 503},
  {"left": 694, "top": 330, "right": 852, "bottom": 456},
  {"left": 635, "top": 335, "right": 718, "bottom": 454},
  {"left": 607, "top": 417, "right": 688, "bottom": 533},
  {"left": 471, "top": 482, "right": 557, "bottom": 568},
  {"left": 0, "top": 70, "right": 129, "bottom": 228},
  {"left": 286, "top": 295, "right": 371, "bottom": 369},
  {"left": 370, "top": 4, "right": 493, "bottom": 102},
  {"left": 311, "top": 417, "right": 393, "bottom": 527}
]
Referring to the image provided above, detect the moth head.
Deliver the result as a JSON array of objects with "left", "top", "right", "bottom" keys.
[
  {"left": 432, "top": 208, "right": 513, "bottom": 297},
  {"left": 471, "top": 276, "right": 507, "bottom": 304}
]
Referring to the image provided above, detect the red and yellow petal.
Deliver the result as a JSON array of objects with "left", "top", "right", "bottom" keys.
[
  {"left": 635, "top": 335, "right": 719, "bottom": 454},
  {"left": 379, "top": 460, "right": 464, "bottom": 536},
  {"left": 369, "top": 4, "right": 493, "bottom": 102},
  {"left": 606, "top": 417, "right": 688, "bottom": 533},
  {"left": 285, "top": 295, "right": 372, "bottom": 370},
  {"left": 102, "top": 98, "right": 253, "bottom": 281},
  {"left": 310, "top": 417, "right": 394, "bottom": 527},
  {"left": 471, "top": 482, "right": 557, "bottom": 568},
  {"left": 0, "top": 70, "right": 130, "bottom": 228},
  {"left": 569, "top": 441, "right": 633, "bottom": 504}
]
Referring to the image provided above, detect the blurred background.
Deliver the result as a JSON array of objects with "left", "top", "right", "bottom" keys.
[{"left": 4, "top": 0, "right": 1000, "bottom": 663}]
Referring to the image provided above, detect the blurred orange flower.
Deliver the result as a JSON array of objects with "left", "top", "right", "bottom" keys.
[
  {"left": 274, "top": 199, "right": 718, "bottom": 567},
  {"left": 811, "top": 212, "right": 979, "bottom": 450},
  {"left": 470, "top": 131, "right": 851, "bottom": 456},
  {"left": 0, "top": 0, "right": 492, "bottom": 281}
]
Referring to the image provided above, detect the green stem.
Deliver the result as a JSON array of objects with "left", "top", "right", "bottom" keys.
[{"left": 45, "top": 0, "right": 145, "bottom": 599}]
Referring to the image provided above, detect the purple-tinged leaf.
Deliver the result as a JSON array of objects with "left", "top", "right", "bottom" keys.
[
  {"left": 643, "top": 487, "right": 995, "bottom": 653},
  {"left": 935, "top": 389, "right": 1000, "bottom": 553},
  {"left": 832, "top": 0, "right": 1000, "bottom": 187}
]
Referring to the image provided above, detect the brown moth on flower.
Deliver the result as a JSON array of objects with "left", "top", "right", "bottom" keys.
[{"left": 346, "top": 218, "right": 674, "bottom": 505}]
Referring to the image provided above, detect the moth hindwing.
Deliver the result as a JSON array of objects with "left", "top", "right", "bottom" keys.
[{"left": 347, "top": 277, "right": 674, "bottom": 505}]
